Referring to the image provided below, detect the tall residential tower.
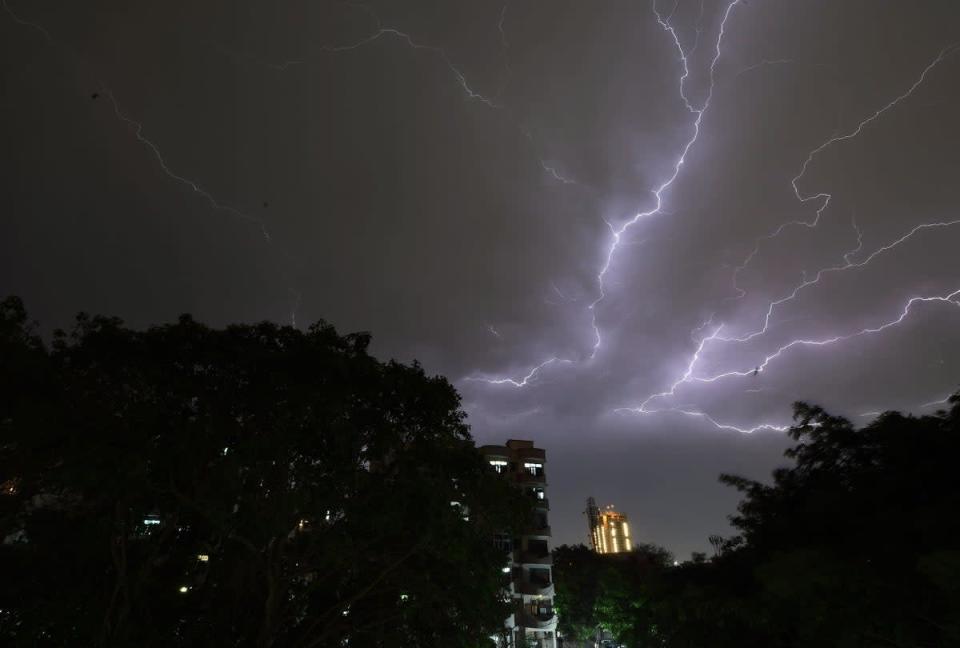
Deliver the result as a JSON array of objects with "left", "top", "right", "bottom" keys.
[
  {"left": 480, "top": 440, "right": 557, "bottom": 648},
  {"left": 586, "top": 497, "right": 632, "bottom": 555}
]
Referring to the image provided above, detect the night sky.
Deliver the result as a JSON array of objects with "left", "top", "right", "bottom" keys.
[{"left": 3, "top": 0, "right": 960, "bottom": 559}]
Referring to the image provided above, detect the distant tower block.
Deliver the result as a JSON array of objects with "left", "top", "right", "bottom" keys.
[{"left": 586, "top": 497, "right": 632, "bottom": 554}]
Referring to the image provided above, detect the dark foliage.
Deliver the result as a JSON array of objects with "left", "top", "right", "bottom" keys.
[
  {"left": 553, "top": 396, "right": 960, "bottom": 647},
  {"left": 0, "top": 296, "right": 528, "bottom": 647}
]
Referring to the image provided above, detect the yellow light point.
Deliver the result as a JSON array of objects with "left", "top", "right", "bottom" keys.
[{"left": 197, "top": 554, "right": 210, "bottom": 562}]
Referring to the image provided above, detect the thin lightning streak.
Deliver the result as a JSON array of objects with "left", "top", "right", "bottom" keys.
[
  {"left": 325, "top": 5, "right": 499, "bottom": 108},
  {"left": 720, "top": 216, "right": 960, "bottom": 344},
  {"left": 620, "top": 289, "right": 960, "bottom": 432},
  {"left": 734, "top": 58, "right": 794, "bottom": 77},
  {"left": 693, "top": 288, "right": 960, "bottom": 385},
  {"left": 1, "top": 0, "right": 52, "bottom": 42},
  {"left": 520, "top": 126, "right": 578, "bottom": 185},
  {"left": 632, "top": 323, "right": 725, "bottom": 412},
  {"left": 2, "top": 2, "right": 301, "bottom": 325},
  {"left": 105, "top": 91, "right": 272, "bottom": 243},
  {"left": 843, "top": 213, "right": 864, "bottom": 265},
  {"left": 550, "top": 281, "right": 578, "bottom": 303},
  {"left": 689, "top": 0, "right": 707, "bottom": 57},
  {"left": 731, "top": 43, "right": 960, "bottom": 297},
  {"left": 477, "top": 0, "right": 740, "bottom": 385},
  {"left": 465, "top": 357, "right": 573, "bottom": 387},
  {"left": 540, "top": 161, "right": 577, "bottom": 185},
  {"left": 615, "top": 405, "right": 789, "bottom": 434},
  {"left": 588, "top": 0, "right": 740, "bottom": 359},
  {"left": 496, "top": 2, "right": 513, "bottom": 98}
]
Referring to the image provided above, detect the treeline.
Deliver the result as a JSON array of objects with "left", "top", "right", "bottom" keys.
[
  {"left": 0, "top": 297, "right": 529, "bottom": 647},
  {"left": 554, "top": 399, "right": 960, "bottom": 647}
]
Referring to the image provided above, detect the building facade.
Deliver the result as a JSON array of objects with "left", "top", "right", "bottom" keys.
[
  {"left": 480, "top": 440, "right": 557, "bottom": 648},
  {"left": 586, "top": 497, "right": 632, "bottom": 555}
]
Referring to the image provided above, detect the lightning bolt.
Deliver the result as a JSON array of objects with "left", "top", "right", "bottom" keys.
[
  {"left": 539, "top": 161, "right": 577, "bottom": 185},
  {"left": 615, "top": 405, "right": 790, "bottom": 434},
  {"left": 2, "top": 3, "right": 302, "bottom": 326},
  {"left": 731, "top": 43, "right": 959, "bottom": 298},
  {"left": 619, "top": 286, "right": 960, "bottom": 431},
  {"left": 734, "top": 58, "right": 795, "bottom": 77},
  {"left": 1, "top": 0, "right": 52, "bottom": 42},
  {"left": 105, "top": 91, "right": 273, "bottom": 243},
  {"left": 588, "top": 0, "right": 741, "bottom": 360},
  {"left": 496, "top": 1, "right": 513, "bottom": 98},
  {"left": 465, "top": 357, "right": 573, "bottom": 388},
  {"left": 665, "top": 288, "right": 960, "bottom": 397},
  {"left": 719, "top": 215, "right": 960, "bottom": 344},
  {"left": 471, "top": 0, "right": 741, "bottom": 387},
  {"left": 322, "top": 3, "right": 500, "bottom": 108}
]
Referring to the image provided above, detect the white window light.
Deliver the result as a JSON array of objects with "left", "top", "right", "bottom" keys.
[
  {"left": 523, "top": 463, "right": 542, "bottom": 469},
  {"left": 197, "top": 554, "right": 210, "bottom": 562}
]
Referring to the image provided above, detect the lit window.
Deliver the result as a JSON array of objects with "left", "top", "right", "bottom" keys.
[
  {"left": 178, "top": 586, "right": 189, "bottom": 594},
  {"left": 489, "top": 460, "right": 508, "bottom": 473},
  {"left": 197, "top": 554, "right": 210, "bottom": 562}
]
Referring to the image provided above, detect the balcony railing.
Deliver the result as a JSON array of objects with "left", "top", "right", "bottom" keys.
[
  {"left": 516, "top": 471, "right": 546, "bottom": 484},
  {"left": 523, "top": 524, "right": 551, "bottom": 537},
  {"left": 515, "top": 610, "right": 558, "bottom": 630},
  {"left": 517, "top": 551, "right": 553, "bottom": 566},
  {"left": 514, "top": 580, "right": 555, "bottom": 597}
]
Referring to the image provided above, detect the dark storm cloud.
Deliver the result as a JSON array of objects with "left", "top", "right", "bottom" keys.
[{"left": 3, "top": 0, "right": 959, "bottom": 556}]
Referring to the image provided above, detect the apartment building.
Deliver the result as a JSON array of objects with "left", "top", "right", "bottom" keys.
[{"left": 480, "top": 439, "right": 557, "bottom": 648}]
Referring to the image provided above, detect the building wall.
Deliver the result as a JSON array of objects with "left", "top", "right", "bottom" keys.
[{"left": 480, "top": 440, "right": 557, "bottom": 648}]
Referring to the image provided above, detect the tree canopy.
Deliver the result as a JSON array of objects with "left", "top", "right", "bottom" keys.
[
  {"left": 553, "top": 396, "right": 960, "bottom": 647},
  {"left": 0, "top": 296, "right": 528, "bottom": 647}
]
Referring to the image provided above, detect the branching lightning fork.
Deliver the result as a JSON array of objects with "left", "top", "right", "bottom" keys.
[
  {"left": 588, "top": 0, "right": 740, "bottom": 359},
  {"left": 731, "top": 43, "right": 959, "bottom": 298}
]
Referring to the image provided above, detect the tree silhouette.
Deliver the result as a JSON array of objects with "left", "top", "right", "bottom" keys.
[
  {"left": 552, "top": 396, "right": 960, "bottom": 647},
  {"left": 0, "top": 297, "right": 527, "bottom": 647}
]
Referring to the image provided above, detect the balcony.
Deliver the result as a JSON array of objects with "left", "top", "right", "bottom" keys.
[
  {"left": 517, "top": 551, "right": 553, "bottom": 566},
  {"left": 514, "top": 580, "right": 555, "bottom": 597},
  {"left": 516, "top": 471, "right": 546, "bottom": 484},
  {"left": 515, "top": 610, "right": 558, "bottom": 631},
  {"left": 531, "top": 497, "right": 549, "bottom": 510},
  {"left": 523, "top": 524, "right": 551, "bottom": 538}
]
